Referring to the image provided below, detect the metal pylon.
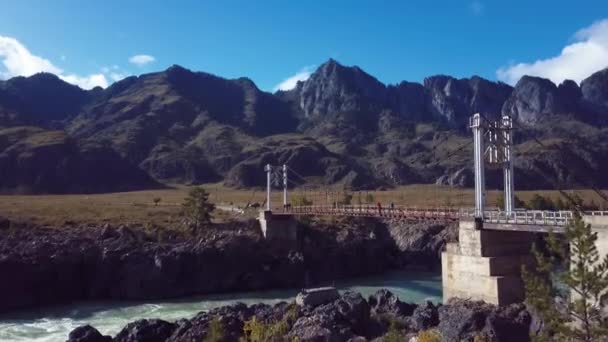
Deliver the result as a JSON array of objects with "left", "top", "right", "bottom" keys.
[
  {"left": 470, "top": 113, "right": 515, "bottom": 218},
  {"left": 264, "top": 164, "right": 289, "bottom": 212}
]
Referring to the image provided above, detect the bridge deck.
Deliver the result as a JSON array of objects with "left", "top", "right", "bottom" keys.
[{"left": 274, "top": 205, "right": 608, "bottom": 231}]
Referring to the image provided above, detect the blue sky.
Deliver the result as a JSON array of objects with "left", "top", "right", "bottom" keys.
[{"left": 1, "top": 0, "right": 607, "bottom": 90}]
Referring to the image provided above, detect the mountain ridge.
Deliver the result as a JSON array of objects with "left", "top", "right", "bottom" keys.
[{"left": 1, "top": 59, "right": 607, "bottom": 193}]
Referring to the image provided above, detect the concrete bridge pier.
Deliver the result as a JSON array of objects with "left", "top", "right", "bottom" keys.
[
  {"left": 258, "top": 210, "right": 298, "bottom": 241},
  {"left": 442, "top": 219, "right": 536, "bottom": 306},
  {"left": 443, "top": 215, "right": 608, "bottom": 306}
]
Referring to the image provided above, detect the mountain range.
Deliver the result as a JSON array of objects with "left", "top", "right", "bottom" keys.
[{"left": 1, "top": 59, "right": 607, "bottom": 193}]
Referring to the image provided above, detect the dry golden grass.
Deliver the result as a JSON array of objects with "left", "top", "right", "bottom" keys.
[{"left": 0, "top": 183, "right": 605, "bottom": 227}]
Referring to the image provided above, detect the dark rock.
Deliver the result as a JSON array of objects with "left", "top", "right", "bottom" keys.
[
  {"left": 409, "top": 301, "right": 440, "bottom": 331},
  {"left": 333, "top": 291, "right": 371, "bottom": 336},
  {"left": 1, "top": 217, "right": 444, "bottom": 314},
  {"left": 438, "top": 299, "right": 531, "bottom": 342},
  {"left": 114, "top": 319, "right": 177, "bottom": 342},
  {"left": 483, "top": 303, "right": 531, "bottom": 342},
  {"left": 66, "top": 325, "right": 112, "bottom": 342},
  {"left": 368, "top": 289, "right": 416, "bottom": 317},
  {"left": 385, "top": 221, "right": 457, "bottom": 269},
  {"left": 66, "top": 290, "right": 535, "bottom": 342}
]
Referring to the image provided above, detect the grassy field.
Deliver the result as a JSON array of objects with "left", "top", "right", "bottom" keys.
[{"left": 0, "top": 184, "right": 605, "bottom": 227}]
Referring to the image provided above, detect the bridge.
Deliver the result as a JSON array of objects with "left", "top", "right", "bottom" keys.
[{"left": 257, "top": 113, "right": 608, "bottom": 306}]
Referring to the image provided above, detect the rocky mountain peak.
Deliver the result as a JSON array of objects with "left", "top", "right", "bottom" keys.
[
  {"left": 423, "top": 75, "right": 511, "bottom": 126},
  {"left": 295, "top": 59, "right": 386, "bottom": 122},
  {"left": 0, "top": 72, "right": 90, "bottom": 126},
  {"left": 581, "top": 67, "right": 608, "bottom": 113},
  {"left": 501, "top": 75, "right": 585, "bottom": 124}
]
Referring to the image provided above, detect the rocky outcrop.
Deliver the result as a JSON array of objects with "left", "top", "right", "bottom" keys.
[
  {"left": 424, "top": 75, "right": 512, "bottom": 127},
  {"left": 114, "top": 319, "right": 178, "bottom": 342},
  {"left": 0, "top": 217, "right": 453, "bottom": 314},
  {"left": 501, "top": 76, "right": 584, "bottom": 124},
  {"left": 67, "top": 325, "right": 112, "bottom": 342},
  {"left": 581, "top": 67, "right": 608, "bottom": 115},
  {"left": 294, "top": 59, "right": 386, "bottom": 123},
  {"left": 385, "top": 220, "right": 458, "bottom": 269},
  {"left": 68, "top": 290, "right": 535, "bottom": 342},
  {"left": 438, "top": 298, "right": 531, "bottom": 342}
]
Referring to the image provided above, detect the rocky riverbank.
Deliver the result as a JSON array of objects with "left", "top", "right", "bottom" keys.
[
  {"left": 0, "top": 217, "right": 456, "bottom": 313},
  {"left": 67, "top": 289, "right": 533, "bottom": 342}
]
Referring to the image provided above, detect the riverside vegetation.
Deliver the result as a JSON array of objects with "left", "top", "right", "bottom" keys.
[{"left": 523, "top": 214, "right": 608, "bottom": 341}]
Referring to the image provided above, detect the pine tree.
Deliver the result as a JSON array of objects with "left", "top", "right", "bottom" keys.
[
  {"left": 523, "top": 215, "right": 608, "bottom": 341},
  {"left": 182, "top": 186, "right": 215, "bottom": 231}
]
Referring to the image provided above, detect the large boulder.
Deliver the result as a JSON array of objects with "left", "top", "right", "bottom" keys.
[
  {"left": 114, "top": 319, "right": 177, "bottom": 342},
  {"left": 334, "top": 292, "right": 371, "bottom": 336},
  {"left": 409, "top": 301, "right": 440, "bottom": 331},
  {"left": 66, "top": 325, "right": 111, "bottom": 342},
  {"left": 368, "top": 289, "right": 416, "bottom": 317},
  {"left": 438, "top": 299, "right": 531, "bottom": 342}
]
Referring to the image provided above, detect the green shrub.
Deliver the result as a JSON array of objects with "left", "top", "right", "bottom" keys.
[
  {"left": 241, "top": 304, "right": 299, "bottom": 342},
  {"left": 382, "top": 319, "right": 405, "bottom": 342},
  {"left": 417, "top": 329, "right": 441, "bottom": 342},
  {"left": 203, "top": 317, "right": 225, "bottom": 342}
]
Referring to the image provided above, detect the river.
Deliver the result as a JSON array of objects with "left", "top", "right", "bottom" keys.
[{"left": 0, "top": 271, "right": 441, "bottom": 342}]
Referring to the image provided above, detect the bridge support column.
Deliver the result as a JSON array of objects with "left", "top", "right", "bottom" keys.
[
  {"left": 258, "top": 211, "right": 298, "bottom": 241},
  {"left": 442, "top": 219, "right": 535, "bottom": 305}
]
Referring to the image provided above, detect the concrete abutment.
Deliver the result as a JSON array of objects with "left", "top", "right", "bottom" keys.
[
  {"left": 443, "top": 215, "right": 608, "bottom": 306},
  {"left": 258, "top": 210, "right": 298, "bottom": 241},
  {"left": 442, "top": 219, "right": 536, "bottom": 306}
]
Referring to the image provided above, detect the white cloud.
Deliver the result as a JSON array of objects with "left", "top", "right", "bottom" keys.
[
  {"left": 0, "top": 36, "right": 62, "bottom": 78},
  {"left": 273, "top": 65, "right": 315, "bottom": 92},
  {"left": 61, "top": 73, "right": 108, "bottom": 89},
  {"left": 129, "top": 54, "right": 155, "bottom": 67},
  {"left": 109, "top": 72, "right": 128, "bottom": 82},
  {"left": 0, "top": 35, "right": 108, "bottom": 89},
  {"left": 497, "top": 19, "right": 608, "bottom": 85}
]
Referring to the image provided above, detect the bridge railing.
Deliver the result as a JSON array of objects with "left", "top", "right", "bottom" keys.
[
  {"left": 285, "top": 204, "right": 467, "bottom": 220},
  {"left": 282, "top": 205, "right": 608, "bottom": 227},
  {"left": 482, "top": 210, "right": 574, "bottom": 226}
]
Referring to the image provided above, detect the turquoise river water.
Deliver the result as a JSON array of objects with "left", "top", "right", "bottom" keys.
[{"left": 0, "top": 271, "right": 441, "bottom": 342}]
